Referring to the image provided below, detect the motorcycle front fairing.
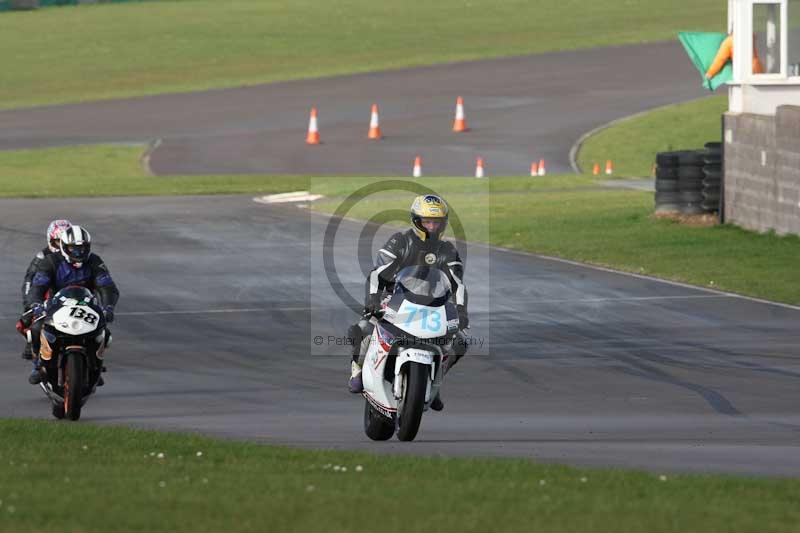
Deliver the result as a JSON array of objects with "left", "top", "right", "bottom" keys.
[
  {"left": 40, "top": 295, "right": 106, "bottom": 402},
  {"left": 362, "top": 324, "right": 397, "bottom": 417},
  {"left": 362, "top": 267, "right": 459, "bottom": 418}
]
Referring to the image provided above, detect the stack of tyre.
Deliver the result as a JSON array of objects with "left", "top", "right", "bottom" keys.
[
  {"left": 655, "top": 152, "right": 680, "bottom": 213},
  {"left": 654, "top": 148, "right": 718, "bottom": 215},
  {"left": 702, "top": 142, "right": 722, "bottom": 213}
]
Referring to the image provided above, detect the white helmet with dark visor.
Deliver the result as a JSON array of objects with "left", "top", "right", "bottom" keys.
[{"left": 60, "top": 225, "right": 92, "bottom": 267}]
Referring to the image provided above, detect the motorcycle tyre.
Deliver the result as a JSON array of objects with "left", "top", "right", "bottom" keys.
[
  {"left": 396, "top": 362, "right": 428, "bottom": 442},
  {"left": 64, "top": 354, "right": 84, "bottom": 421}
]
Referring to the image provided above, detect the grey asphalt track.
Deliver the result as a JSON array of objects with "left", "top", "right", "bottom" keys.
[
  {"left": 1, "top": 42, "right": 798, "bottom": 476},
  {"left": 0, "top": 42, "right": 706, "bottom": 176},
  {"left": 1, "top": 196, "right": 799, "bottom": 476}
]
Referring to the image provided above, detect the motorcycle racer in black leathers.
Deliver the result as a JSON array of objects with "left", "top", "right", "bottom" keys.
[
  {"left": 348, "top": 194, "right": 469, "bottom": 410},
  {"left": 26, "top": 225, "right": 119, "bottom": 385},
  {"left": 16, "top": 219, "right": 72, "bottom": 360}
]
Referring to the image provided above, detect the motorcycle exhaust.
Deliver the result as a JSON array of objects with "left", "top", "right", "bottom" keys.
[{"left": 39, "top": 382, "right": 64, "bottom": 406}]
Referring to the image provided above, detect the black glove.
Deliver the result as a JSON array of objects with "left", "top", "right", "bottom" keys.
[
  {"left": 18, "top": 308, "right": 34, "bottom": 329},
  {"left": 363, "top": 293, "right": 383, "bottom": 318},
  {"left": 457, "top": 305, "right": 470, "bottom": 330},
  {"left": 347, "top": 323, "right": 363, "bottom": 341},
  {"left": 103, "top": 305, "right": 115, "bottom": 324},
  {"left": 31, "top": 303, "right": 45, "bottom": 321}
]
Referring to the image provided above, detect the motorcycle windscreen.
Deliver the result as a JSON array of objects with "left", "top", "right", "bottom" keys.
[
  {"left": 390, "top": 267, "right": 452, "bottom": 338},
  {"left": 393, "top": 266, "right": 452, "bottom": 305}
]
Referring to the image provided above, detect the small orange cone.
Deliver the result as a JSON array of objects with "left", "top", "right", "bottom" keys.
[
  {"left": 475, "top": 157, "right": 485, "bottom": 178},
  {"left": 306, "top": 107, "right": 320, "bottom": 145},
  {"left": 537, "top": 159, "right": 546, "bottom": 176},
  {"left": 452, "top": 96, "right": 469, "bottom": 133},
  {"left": 413, "top": 156, "right": 423, "bottom": 178},
  {"left": 367, "top": 103, "right": 382, "bottom": 140},
  {"left": 592, "top": 163, "right": 600, "bottom": 176},
  {"left": 530, "top": 162, "right": 538, "bottom": 177},
  {"left": 605, "top": 160, "right": 614, "bottom": 175}
]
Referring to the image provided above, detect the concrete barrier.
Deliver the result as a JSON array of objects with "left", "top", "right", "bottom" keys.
[{"left": 724, "top": 106, "right": 800, "bottom": 236}]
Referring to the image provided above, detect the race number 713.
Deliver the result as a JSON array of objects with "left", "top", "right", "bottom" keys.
[{"left": 403, "top": 306, "right": 441, "bottom": 332}]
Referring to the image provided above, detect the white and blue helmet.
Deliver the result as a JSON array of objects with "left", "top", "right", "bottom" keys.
[{"left": 60, "top": 225, "right": 92, "bottom": 267}]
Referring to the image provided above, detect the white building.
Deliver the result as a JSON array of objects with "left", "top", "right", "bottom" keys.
[
  {"left": 727, "top": 0, "right": 800, "bottom": 113},
  {"left": 724, "top": 0, "right": 800, "bottom": 235}
]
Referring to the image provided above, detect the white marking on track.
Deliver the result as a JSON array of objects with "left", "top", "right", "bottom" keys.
[
  {"left": 524, "top": 294, "right": 733, "bottom": 305},
  {"left": 254, "top": 191, "right": 323, "bottom": 204},
  {"left": 0, "top": 307, "right": 321, "bottom": 320},
  {"left": 118, "top": 306, "right": 315, "bottom": 316},
  {"left": 481, "top": 244, "right": 800, "bottom": 312},
  {"left": 306, "top": 210, "right": 800, "bottom": 313}
]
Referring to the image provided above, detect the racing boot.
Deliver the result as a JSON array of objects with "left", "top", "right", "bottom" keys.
[
  {"left": 28, "top": 359, "right": 45, "bottom": 385},
  {"left": 430, "top": 392, "right": 444, "bottom": 411},
  {"left": 21, "top": 343, "right": 33, "bottom": 360},
  {"left": 348, "top": 361, "right": 363, "bottom": 393}
]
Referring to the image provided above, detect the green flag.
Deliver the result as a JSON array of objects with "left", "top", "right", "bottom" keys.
[{"left": 678, "top": 31, "right": 732, "bottom": 91}]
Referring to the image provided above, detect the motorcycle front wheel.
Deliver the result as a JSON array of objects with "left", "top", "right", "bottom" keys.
[
  {"left": 396, "top": 362, "right": 428, "bottom": 442},
  {"left": 64, "top": 353, "right": 84, "bottom": 421}
]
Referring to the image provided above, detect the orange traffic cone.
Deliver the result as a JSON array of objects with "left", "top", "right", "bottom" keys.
[
  {"left": 530, "top": 162, "right": 538, "bottom": 176},
  {"left": 452, "top": 96, "right": 469, "bottom": 133},
  {"left": 306, "top": 107, "right": 320, "bottom": 145},
  {"left": 605, "top": 160, "right": 614, "bottom": 175},
  {"left": 413, "top": 156, "right": 423, "bottom": 178},
  {"left": 367, "top": 103, "right": 382, "bottom": 140},
  {"left": 592, "top": 163, "right": 600, "bottom": 176},
  {"left": 475, "top": 157, "right": 485, "bottom": 178},
  {"left": 537, "top": 159, "right": 546, "bottom": 176}
]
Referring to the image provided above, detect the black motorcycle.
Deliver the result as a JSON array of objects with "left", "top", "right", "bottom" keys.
[{"left": 35, "top": 286, "right": 109, "bottom": 420}]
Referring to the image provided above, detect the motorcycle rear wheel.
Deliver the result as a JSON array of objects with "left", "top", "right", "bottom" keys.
[
  {"left": 363, "top": 401, "right": 394, "bottom": 441},
  {"left": 396, "top": 362, "right": 427, "bottom": 442}
]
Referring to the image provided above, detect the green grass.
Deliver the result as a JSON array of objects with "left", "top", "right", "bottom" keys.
[
  {"left": 576, "top": 95, "right": 728, "bottom": 177},
  {"left": 1, "top": 419, "right": 799, "bottom": 533},
  {"left": 309, "top": 176, "right": 607, "bottom": 247},
  {"left": 0, "top": 145, "right": 303, "bottom": 197},
  {"left": 485, "top": 187, "right": 800, "bottom": 305},
  {"left": 0, "top": 0, "right": 726, "bottom": 110}
]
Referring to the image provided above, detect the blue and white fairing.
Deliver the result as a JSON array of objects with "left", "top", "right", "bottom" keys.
[
  {"left": 362, "top": 267, "right": 458, "bottom": 418},
  {"left": 382, "top": 266, "right": 459, "bottom": 338}
]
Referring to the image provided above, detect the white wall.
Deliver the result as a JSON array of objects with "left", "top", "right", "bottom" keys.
[{"left": 729, "top": 0, "right": 800, "bottom": 115}]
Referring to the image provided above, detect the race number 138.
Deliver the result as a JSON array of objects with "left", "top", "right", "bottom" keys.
[{"left": 69, "top": 306, "right": 97, "bottom": 325}]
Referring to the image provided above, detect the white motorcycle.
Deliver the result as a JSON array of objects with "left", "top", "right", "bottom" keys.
[{"left": 361, "top": 266, "right": 459, "bottom": 441}]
